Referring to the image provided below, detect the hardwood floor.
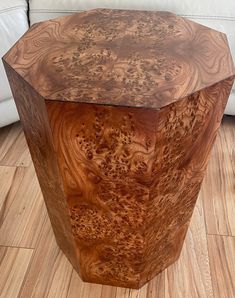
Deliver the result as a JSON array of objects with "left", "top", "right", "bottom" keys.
[{"left": 0, "top": 116, "right": 234, "bottom": 298}]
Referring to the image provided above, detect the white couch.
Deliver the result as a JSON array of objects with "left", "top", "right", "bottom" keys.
[
  {"left": 0, "top": 0, "right": 28, "bottom": 127},
  {"left": 1, "top": 0, "right": 235, "bottom": 127}
]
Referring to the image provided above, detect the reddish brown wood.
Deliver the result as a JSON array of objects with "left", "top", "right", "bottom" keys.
[
  {"left": 3, "top": 9, "right": 234, "bottom": 109},
  {"left": 2, "top": 63, "right": 80, "bottom": 274},
  {"left": 2, "top": 9, "right": 235, "bottom": 289}
]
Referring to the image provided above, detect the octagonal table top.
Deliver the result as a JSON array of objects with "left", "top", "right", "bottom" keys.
[{"left": 3, "top": 9, "right": 235, "bottom": 109}]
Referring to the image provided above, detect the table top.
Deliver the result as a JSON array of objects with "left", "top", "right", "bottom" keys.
[{"left": 3, "top": 9, "right": 235, "bottom": 109}]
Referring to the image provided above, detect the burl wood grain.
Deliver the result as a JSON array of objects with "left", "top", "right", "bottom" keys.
[
  {"left": 45, "top": 77, "right": 234, "bottom": 288},
  {"left": 3, "top": 63, "right": 80, "bottom": 274},
  {"left": 2, "top": 8, "right": 235, "bottom": 289},
  {"left": 3, "top": 9, "right": 235, "bottom": 109}
]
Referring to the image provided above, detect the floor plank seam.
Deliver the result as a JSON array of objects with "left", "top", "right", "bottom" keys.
[
  {"left": 207, "top": 233, "right": 235, "bottom": 238},
  {"left": 65, "top": 267, "right": 74, "bottom": 298},
  {"left": 0, "top": 167, "right": 25, "bottom": 228},
  {"left": 205, "top": 234, "right": 215, "bottom": 298},
  {"left": 0, "top": 164, "right": 29, "bottom": 168},
  {"left": 17, "top": 215, "right": 49, "bottom": 298},
  {"left": 17, "top": 247, "right": 36, "bottom": 298},
  {"left": 0, "top": 168, "right": 18, "bottom": 230},
  {"left": 0, "top": 244, "right": 35, "bottom": 250}
]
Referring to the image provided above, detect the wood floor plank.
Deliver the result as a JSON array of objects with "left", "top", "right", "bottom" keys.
[
  {"left": 202, "top": 116, "right": 235, "bottom": 236},
  {"left": 0, "top": 166, "right": 17, "bottom": 224},
  {"left": 165, "top": 195, "right": 213, "bottom": 298},
  {"left": 146, "top": 272, "right": 165, "bottom": 298},
  {"left": 207, "top": 235, "right": 235, "bottom": 298},
  {"left": 0, "top": 122, "right": 31, "bottom": 167},
  {"left": 69, "top": 274, "right": 103, "bottom": 298},
  {"left": 0, "top": 246, "right": 33, "bottom": 298},
  {"left": 67, "top": 271, "right": 119, "bottom": 298},
  {"left": 66, "top": 270, "right": 86, "bottom": 298},
  {"left": 46, "top": 254, "right": 74, "bottom": 298},
  {"left": 114, "top": 283, "right": 148, "bottom": 298},
  {"left": 101, "top": 285, "right": 117, "bottom": 298},
  {"left": 129, "top": 284, "right": 148, "bottom": 298},
  {"left": 19, "top": 216, "right": 73, "bottom": 298},
  {"left": 0, "top": 164, "right": 46, "bottom": 248},
  {"left": 115, "top": 287, "right": 131, "bottom": 298},
  {"left": 81, "top": 282, "right": 102, "bottom": 298}
]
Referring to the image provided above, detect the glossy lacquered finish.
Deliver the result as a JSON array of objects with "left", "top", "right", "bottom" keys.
[
  {"left": 3, "top": 9, "right": 235, "bottom": 109},
  {"left": 2, "top": 9, "right": 235, "bottom": 289}
]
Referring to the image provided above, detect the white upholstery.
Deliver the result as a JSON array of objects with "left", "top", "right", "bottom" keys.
[
  {"left": 29, "top": 0, "right": 235, "bottom": 116},
  {"left": 0, "top": 98, "right": 19, "bottom": 127},
  {"left": 29, "top": 0, "right": 235, "bottom": 18},
  {"left": 0, "top": 0, "right": 29, "bottom": 127}
]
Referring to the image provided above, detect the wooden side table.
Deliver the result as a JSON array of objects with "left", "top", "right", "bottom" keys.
[{"left": 3, "top": 9, "right": 235, "bottom": 289}]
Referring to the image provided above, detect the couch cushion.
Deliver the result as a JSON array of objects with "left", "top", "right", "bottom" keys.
[
  {"left": 29, "top": 0, "right": 235, "bottom": 21},
  {"left": 0, "top": 98, "right": 19, "bottom": 127},
  {"left": 0, "top": 0, "right": 28, "bottom": 126},
  {"left": 0, "top": 0, "right": 29, "bottom": 103}
]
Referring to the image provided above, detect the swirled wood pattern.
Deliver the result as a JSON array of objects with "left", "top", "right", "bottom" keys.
[
  {"left": 45, "top": 77, "right": 234, "bottom": 288},
  {"left": 2, "top": 8, "right": 235, "bottom": 289},
  {"left": 3, "top": 9, "right": 235, "bottom": 109},
  {"left": 2, "top": 62, "right": 80, "bottom": 274}
]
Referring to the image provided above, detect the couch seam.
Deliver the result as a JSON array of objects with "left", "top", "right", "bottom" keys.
[
  {"left": 0, "top": 5, "right": 27, "bottom": 14},
  {"left": 181, "top": 14, "right": 235, "bottom": 20},
  {"left": 29, "top": 9, "right": 235, "bottom": 20},
  {"left": 30, "top": 9, "right": 82, "bottom": 13}
]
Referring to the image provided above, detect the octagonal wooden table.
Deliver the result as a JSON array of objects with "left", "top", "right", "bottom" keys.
[{"left": 3, "top": 9, "right": 235, "bottom": 289}]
